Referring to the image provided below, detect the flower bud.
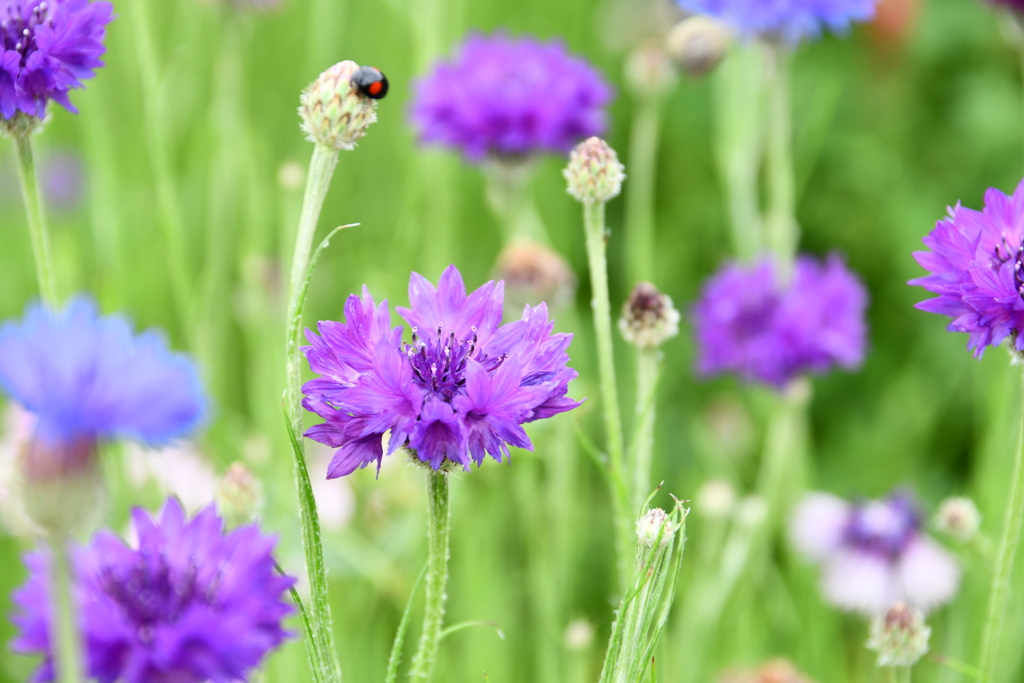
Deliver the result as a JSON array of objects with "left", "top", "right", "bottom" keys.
[
  {"left": 19, "top": 433, "right": 104, "bottom": 536},
  {"left": 298, "top": 60, "right": 379, "bottom": 151},
  {"left": 619, "top": 282, "right": 680, "bottom": 348},
  {"left": 495, "top": 238, "right": 577, "bottom": 315},
  {"left": 695, "top": 478, "right": 737, "bottom": 520},
  {"left": 866, "top": 602, "right": 930, "bottom": 667},
  {"left": 665, "top": 16, "right": 731, "bottom": 78},
  {"left": 564, "top": 137, "right": 626, "bottom": 204},
  {"left": 624, "top": 42, "right": 677, "bottom": 99},
  {"left": 935, "top": 496, "right": 981, "bottom": 543},
  {"left": 215, "top": 461, "right": 263, "bottom": 527},
  {"left": 637, "top": 507, "right": 676, "bottom": 548}
]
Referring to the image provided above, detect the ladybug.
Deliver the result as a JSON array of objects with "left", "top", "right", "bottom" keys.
[{"left": 351, "top": 65, "right": 389, "bottom": 100}]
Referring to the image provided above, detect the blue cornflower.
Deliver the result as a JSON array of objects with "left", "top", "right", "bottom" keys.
[
  {"left": 678, "top": 0, "right": 878, "bottom": 43},
  {"left": 0, "top": 0, "right": 114, "bottom": 120},
  {"left": 302, "top": 265, "right": 582, "bottom": 477},
  {"left": 11, "top": 498, "right": 295, "bottom": 683},
  {"left": 0, "top": 296, "right": 205, "bottom": 447}
]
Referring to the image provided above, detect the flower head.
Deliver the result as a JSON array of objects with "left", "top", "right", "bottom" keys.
[
  {"left": 494, "top": 238, "right": 577, "bottom": 315},
  {"left": 910, "top": 179, "right": 1024, "bottom": 358},
  {"left": 619, "top": 281, "right": 680, "bottom": 348},
  {"left": 302, "top": 265, "right": 582, "bottom": 477},
  {"left": 11, "top": 498, "right": 295, "bottom": 683},
  {"left": 564, "top": 136, "right": 626, "bottom": 205},
  {"left": 409, "top": 33, "right": 612, "bottom": 161},
  {"left": 0, "top": 0, "right": 114, "bottom": 123},
  {"left": 790, "top": 491, "right": 960, "bottom": 614},
  {"left": 866, "top": 602, "right": 931, "bottom": 667},
  {"left": 0, "top": 296, "right": 205, "bottom": 447},
  {"left": 678, "top": 0, "right": 878, "bottom": 43},
  {"left": 692, "top": 254, "right": 868, "bottom": 388},
  {"left": 636, "top": 507, "right": 677, "bottom": 547},
  {"left": 934, "top": 496, "right": 981, "bottom": 543},
  {"left": 299, "top": 60, "right": 379, "bottom": 151}
]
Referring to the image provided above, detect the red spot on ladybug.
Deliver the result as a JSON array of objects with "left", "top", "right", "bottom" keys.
[{"left": 352, "top": 65, "right": 389, "bottom": 100}]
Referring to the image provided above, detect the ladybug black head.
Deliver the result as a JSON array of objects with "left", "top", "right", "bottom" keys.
[{"left": 351, "top": 65, "right": 389, "bottom": 100}]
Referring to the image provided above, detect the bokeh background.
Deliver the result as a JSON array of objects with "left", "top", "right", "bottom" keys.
[{"left": 3, "top": 0, "right": 1024, "bottom": 680}]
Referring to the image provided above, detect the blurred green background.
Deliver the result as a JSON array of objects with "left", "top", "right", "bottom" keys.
[{"left": 4, "top": 0, "right": 1024, "bottom": 680}]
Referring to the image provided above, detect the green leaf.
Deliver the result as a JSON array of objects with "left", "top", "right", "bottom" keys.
[{"left": 385, "top": 563, "right": 428, "bottom": 683}]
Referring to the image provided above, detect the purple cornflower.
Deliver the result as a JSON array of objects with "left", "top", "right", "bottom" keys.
[
  {"left": 409, "top": 33, "right": 612, "bottom": 161},
  {"left": 302, "top": 264, "right": 582, "bottom": 477},
  {"left": 11, "top": 498, "right": 295, "bottom": 683},
  {"left": 986, "top": 0, "right": 1024, "bottom": 12},
  {"left": 910, "top": 179, "right": 1024, "bottom": 358},
  {"left": 0, "top": 296, "right": 205, "bottom": 448},
  {"left": 1, "top": 0, "right": 114, "bottom": 121},
  {"left": 790, "top": 492, "right": 960, "bottom": 614},
  {"left": 678, "top": 0, "right": 878, "bottom": 43},
  {"left": 692, "top": 254, "right": 868, "bottom": 388}
]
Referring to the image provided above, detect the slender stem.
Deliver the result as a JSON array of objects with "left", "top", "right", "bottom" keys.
[
  {"left": 285, "top": 144, "right": 339, "bottom": 436},
  {"left": 631, "top": 347, "right": 660, "bottom": 512},
  {"left": 410, "top": 470, "right": 451, "bottom": 683},
  {"left": 763, "top": 41, "right": 797, "bottom": 273},
  {"left": 625, "top": 94, "right": 661, "bottom": 284},
  {"left": 128, "top": 0, "right": 194, "bottom": 330},
  {"left": 979, "top": 362, "right": 1024, "bottom": 682},
  {"left": 12, "top": 134, "right": 59, "bottom": 308},
  {"left": 282, "top": 142, "right": 342, "bottom": 683},
  {"left": 483, "top": 160, "right": 549, "bottom": 244},
  {"left": 51, "top": 537, "right": 83, "bottom": 683},
  {"left": 714, "top": 43, "right": 764, "bottom": 261},
  {"left": 582, "top": 200, "right": 631, "bottom": 589}
]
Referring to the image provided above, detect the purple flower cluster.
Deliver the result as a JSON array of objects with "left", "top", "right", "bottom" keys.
[
  {"left": 0, "top": 297, "right": 205, "bottom": 445},
  {"left": 692, "top": 254, "right": 868, "bottom": 388},
  {"left": 678, "top": 0, "right": 877, "bottom": 43},
  {"left": 409, "top": 33, "right": 612, "bottom": 161},
  {"left": 910, "top": 179, "right": 1024, "bottom": 358},
  {"left": 11, "top": 498, "right": 295, "bottom": 683},
  {"left": 302, "top": 265, "right": 581, "bottom": 477},
  {"left": 791, "top": 492, "right": 960, "bottom": 614},
  {"left": 1, "top": 0, "right": 113, "bottom": 120}
]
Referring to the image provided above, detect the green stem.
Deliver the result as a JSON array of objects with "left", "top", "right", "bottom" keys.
[
  {"left": 51, "top": 537, "right": 83, "bottom": 683},
  {"left": 285, "top": 144, "right": 339, "bottom": 436},
  {"left": 283, "top": 142, "right": 342, "bottom": 683},
  {"left": 410, "top": 470, "right": 451, "bottom": 683},
  {"left": 756, "top": 381, "right": 809, "bottom": 530},
  {"left": 128, "top": 0, "right": 194, "bottom": 331},
  {"left": 979, "top": 363, "right": 1024, "bottom": 682},
  {"left": 483, "top": 160, "right": 549, "bottom": 244},
  {"left": 582, "top": 200, "right": 631, "bottom": 590},
  {"left": 714, "top": 43, "right": 764, "bottom": 261},
  {"left": 12, "top": 134, "right": 59, "bottom": 308},
  {"left": 625, "top": 94, "right": 662, "bottom": 283},
  {"left": 763, "top": 41, "right": 797, "bottom": 272},
  {"left": 631, "top": 347, "right": 660, "bottom": 512}
]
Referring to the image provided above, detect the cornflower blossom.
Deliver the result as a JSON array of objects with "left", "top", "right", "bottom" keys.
[
  {"left": 677, "top": 0, "right": 878, "bottom": 43},
  {"left": 790, "top": 492, "right": 960, "bottom": 615},
  {"left": 302, "top": 265, "right": 582, "bottom": 477},
  {"left": 0, "top": 297, "right": 205, "bottom": 459},
  {"left": 11, "top": 498, "right": 295, "bottom": 683},
  {"left": 409, "top": 33, "right": 612, "bottom": 161},
  {"left": 692, "top": 254, "right": 868, "bottom": 388},
  {"left": 910, "top": 180, "right": 1024, "bottom": 358},
  {"left": 0, "top": 0, "right": 114, "bottom": 120},
  {"left": 986, "top": 0, "right": 1024, "bottom": 12}
]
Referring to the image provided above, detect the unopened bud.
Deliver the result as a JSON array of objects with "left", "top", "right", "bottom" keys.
[
  {"left": 695, "top": 479, "right": 736, "bottom": 520},
  {"left": 298, "top": 60, "right": 379, "bottom": 151},
  {"left": 19, "top": 433, "right": 104, "bottom": 535},
  {"left": 619, "top": 282, "right": 680, "bottom": 348},
  {"left": 637, "top": 507, "right": 676, "bottom": 548},
  {"left": 624, "top": 43, "right": 677, "bottom": 98},
  {"left": 867, "top": 602, "right": 930, "bottom": 667},
  {"left": 215, "top": 461, "right": 262, "bottom": 527},
  {"left": 665, "top": 16, "right": 731, "bottom": 78},
  {"left": 564, "top": 137, "right": 625, "bottom": 205},
  {"left": 935, "top": 496, "right": 980, "bottom": 542},
  {"left": 495, "top": 239, "right": 577, "bottom": 315}
]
